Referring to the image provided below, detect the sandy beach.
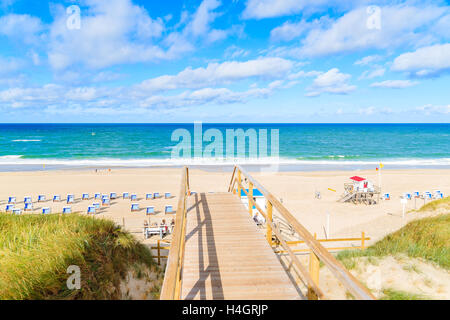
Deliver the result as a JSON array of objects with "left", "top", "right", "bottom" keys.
[{"left": 1, "top": 167, "right": 449, "bottom": 246}]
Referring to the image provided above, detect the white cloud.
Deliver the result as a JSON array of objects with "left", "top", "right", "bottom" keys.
[
  {"left": 370, "top": 80, "right": 418, "bottom": 88},
  {"left": 354, "top": 55, "right": 382, "bottom": 66},
  {"left": 270, "top": 20, "right": 308, "bottom": 42},
  {"left": 0, "top": 14, "right": 45, "bottom": 44},
  {"left": 0, "top": 56, "right": 24, "bottom": 74},
  {"left": 137, "top": 57, "right": 293, "bottom": 92},
  {"left": 224, "top": 45, "right": 250, "bottom": 59},
  {"left": 359, "top": 67, "right": 385, "bottom": 79},
  {"left": 298, "top": 5, "right": 447, "bottom": 57},
  {"left": 391, "top": 43, "right": 450, "bottom": 77},
  {"left": 415, "top": 104, "right": 450, "bottom": 115},
  {"left": 306, "top": 68, "right": 356, "bottom": 97}
]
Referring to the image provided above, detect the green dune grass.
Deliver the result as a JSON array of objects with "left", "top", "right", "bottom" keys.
[{"left": 0, "top": 213, "right": 161, "bottom": 300}]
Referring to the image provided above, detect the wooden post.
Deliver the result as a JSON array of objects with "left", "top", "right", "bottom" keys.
[
  {"left": 307, "top": 233, "right": 320, "bottom": 300},
  {"left": 266, "top": 200, "right": 273, "bottom": 246},
  {"left": 122, "top": 217, "right": 125, "bottom": 228},
  {"left": 237, "top": 169, "right": 242, "bottom": 198},
  {"left": 157, "top": 240, "right": 161, "bottom": 265},
  {"left": 248, "top": 182, "right": 254, "bottom": 216},
  {"left": 361, "top": 232, "right": 365, "bottom": 250}
]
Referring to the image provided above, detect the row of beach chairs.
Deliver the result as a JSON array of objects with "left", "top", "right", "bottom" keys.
[{"left": 382, "top": 190, "right": 444, "bottom": 201}]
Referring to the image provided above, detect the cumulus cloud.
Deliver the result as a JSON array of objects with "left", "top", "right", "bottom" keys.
[
  {"left": 136, "top": 57, "right": 293, "bottom": 92},
  {"left": 391, "top": 43, "right": 450, "bottom": 77},
  {"left": 415, "top": 104, "right": 450, "bottom": 115},
  {"left": 359, "top": 67, "right": 385, "bottom": 80},
  {"left": 370, "top": 79, "right": 419, "bottom": 88},
  {"left": 270, "top": 20, "right": 309, "bottom": 42},
  {"left": 354, "top": 55, "right": 382, "bottom": 66},
  {"left": 0, "top": 13, "right": 45, "bottom": 44},
  {"left": 306, "top": 68, "right": 356, "bottom": 97}
]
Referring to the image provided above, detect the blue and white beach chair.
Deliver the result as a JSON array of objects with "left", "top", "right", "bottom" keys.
[
  {"left": 53, "top": 195, "right": 61, "bottom": 202},
  {"left": 6, "top": 204, "right": 14, "bottom": 212},
  {"left": 131, "top": 203, "right": 139, "bottom": 212},
  {"left": 93, "top": 202, "right": 100, "bottom": 209},
  {"left": 63, "top": 207, "right": 72, "bottom": 214},
  {"left": 413, "top": 191, "right": 420, "bottom": 198},
  {"left": 383, "top": 193, "right": 390, "bottom": 200},
  {"left": 165, "top": 205, "right": 173, "bottom": 214},
  {"left": 123, "top": 192, "right": 130, "bottom": 199},
  {"left": 435, "top": 192, "right": 444, "bottom": 199},
  {"left": 24, "top": 196, "right": 32, "bottom": 204},
  {"left": 153, "top": 192, "right": 160, "bottom": 199},
  {"left": 8, "top": 196, "right": 16, "bottom": 204},
  {"left": 42, "top": 207, "right": 51, "bottom": 214},
  {"left": 87, "top": 206, "right": 96, "bottom": 214},
  {"left": 131, "top": 194, "right": 137, "bottom": 201},
  {"left": 146, "top": 193, "right": 152, "bottom": 200},
  {"left": 82, "top": 193, "right": 89, "bottom": 200},
  {"left": 102, "top": 198, "right": 110, "bottom": 206},
  {"left": 67, "top": 194, "right": 75, "bottom": 204},
  {"left": 24, "top": 203, "right": 33, "bottom": 211},
  {"left": 165, "top": 192, "right": 171, "bottom": 199},
  {"left": 146, "top": 206, "right": 155, "bottom": 215},
  {"left": 38, "top": 195, "right": 46, "bottom": 202},
  {"left": 13, "top": 208, "right": 22, "bottom": 215},
  {"left": 404, "top": 193, "right": 411, "bottom": 200},
  {"left": 94, "top": 193, "right": 101, "bottom": 200},
  {"left": 110, "top": 192, "right": 117, "bottom": 199},
  {"left": 424, "top": 192, "right": 432, "bottom": 200}
]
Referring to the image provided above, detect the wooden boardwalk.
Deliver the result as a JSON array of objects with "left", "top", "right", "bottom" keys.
[{"left": 181, "top": 192, "right": 300, "bottom": 300}]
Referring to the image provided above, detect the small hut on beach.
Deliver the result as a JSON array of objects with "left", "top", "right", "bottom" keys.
[{"left": 339, "top": 176, "right": 380, "bottom": 204}]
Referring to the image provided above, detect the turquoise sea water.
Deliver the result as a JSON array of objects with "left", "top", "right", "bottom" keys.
[{"left": 0, "top": 124, "right": 449, "bottom": 170}]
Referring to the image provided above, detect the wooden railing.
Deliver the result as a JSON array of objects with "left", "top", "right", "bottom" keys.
[
  {"left": 160, "top": 166, "right": 190, "bottom": 300},
  {"left": 228, "top": 165, "right": 376, "bottom": 300},
  {"left": 151, "top": 240, "right": 171, "bottom": 265}
]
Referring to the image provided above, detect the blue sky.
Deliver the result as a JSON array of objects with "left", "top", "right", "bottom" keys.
[{"left": 0, "top": 0, "right": 449, "bottom": 123}]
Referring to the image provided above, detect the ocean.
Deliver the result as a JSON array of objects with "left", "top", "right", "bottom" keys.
[{"left": 0, "top": 123, "right": 449, "bottom": 171}]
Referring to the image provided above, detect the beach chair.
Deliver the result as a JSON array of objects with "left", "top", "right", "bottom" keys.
[
  {"left": 404, "top": 193, "right": 411, "bottom": 200},
  {"left": 413, "top": 191, "right": 420, "bottom": 198},
  {"left": 165, "top": 192, "right": 171, "bottom": 199},
  {"left": 424, "top": 192, "right": 432, "bottom": 200},
  {"left": 101, "top": 194, "right": 109, "bottom": 200},
  {"left": 146, "top": 193, "right": 152, "bottom": 200},
  {"left": 8, "top": 196, "right": 16, "bottom": 204},
  {"left": 153, "top": 192, "right": 160, "bottom": 199},
  {"left": 42, "top": 207, "right": 51, "bottom": 214},
  {"left": 383, "top": 193, "right": 390, "bottom": 200},
  {"left": 435, "top": 192, "right": 444, "bottom": 199},
  {"left": 24, "top": 196, "right": 32, "bottom": 204},
  {"left": 165, "top": 205, "right": 173, "bottom": 214},
  {"left": 102, "top": 198, "right": 110, "bottom": 206},
  {"left": 131, "top": 194, "right": 137, "bottom": 201},
  {"left": 82, "top": 193, "right": 89, "bottom": 200},
  {"left": 13, "top": 208, "right": 22, "bottom": 215},
  {"left": 87, "top": 206, "right": 96, "bottom": 214},
  {"left": 6, "top": 204, "right": 14, "bottom": 212},
  {"left": 53, "top": 195, "right": 61, "bottom": 202},
  {"left": 38, "top": 195, "right": 46, "bottom": 202},
  {"left": 93, "top": 202, "right": 100, "bottom": 209},
  {"left": 67, "top": 194, "right": 74, "bottom": 204},
  {"left": 63, "top": 207, "right": 72, "bottom": 214},
  {"left": 131, "top": 203, "right": 139, "bottom": 212},
  {"left": 24, "top": 203, "right": 33, "bottom": 211},
  {"left": 110, "top": 192, "right": 117, "bottom": 199},
  {"left": 94, "top": 193, "right": 101, "bottom": 200},
  {"left": 146, "top": 206, "right": 155, "bottom": 215},
  {"left": 123, "top": 192, "right": 130, "bottom": 199}
]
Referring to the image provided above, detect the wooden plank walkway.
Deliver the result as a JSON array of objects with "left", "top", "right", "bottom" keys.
[{"left": 181, "top": 192, "right": 300, "bottom": 300}]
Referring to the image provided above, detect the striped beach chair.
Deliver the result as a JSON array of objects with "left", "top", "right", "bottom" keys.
[
  {"left": 38, "top": 195, "right": 46, "bottom": 202},
  {"left": 123, "top": 192, "right": 130, "bottom": 199},
  {"left": 24, "top": 203, "right": 33, "bottom": 211},
  {"left": 383, "top": 193, "right": 390, "bottom": 200},
  {"left": 404, "top": 193, "right": 411, "bottom": 200},
  {"left": 94, "top": 193, "right": 101, "bottom": 200},
  {"left": 102, "top": 198, "right": 110, "bottom": 206},
  {"left": 110, "top": 192, "right": 117, "bottom": 199},
  {"left": 165, "top": 205, "right": 173, "bottom": 214},
  {"left": 6, "top": 204, "right": 14, "bottom": 212},
  {"left": 146, "top": 193, "right": 152, "bottom": 200},
  {"left": 53, "top": 195, "right": 61, "bottom": 202},
  {"left": 87, "top": 206, "right": 96, "bottom": 214},
  {"left": 82, "top": 193, "right": 89, "bottom": 200},
  {"left": 165, "top": 192, "right": 171, "bottom": 199},
  {"left": 42, "top": 207, "right": 51, "bottom": 214},
  {"left": 131, "top": 194, "right": 137, "bottom": 201},
  {"left": 8, "top": 196, "right": 16, "bottom": 204},
  {"left": 146, "top": 206, "right": 155, "bottom": 215},
  {"left": 131, "top": 203, "right": 139, "bottom": 212},
  {"left": 93, "top": 202, "right": 100, "bottom": 209},
  {"left": 13, "top": 208, "right": 22, "bottom": 215},
  {"left": 63, "top": 207, "right": 72, "bottom": 214},
  {"left": 67, "top": 194, "right": 75, "bottom": 204},
  {"left": 424, "top": 192, "right": 432, "bottom": 200},
  {"left": 413, "top": 191, "right": 420, "bottom": 198},
  {"left": 24, "top": 196, "right": 32, "bottom": 204},
  {"left": 153, "top": 192, "right": 160, "bottom": 199}
]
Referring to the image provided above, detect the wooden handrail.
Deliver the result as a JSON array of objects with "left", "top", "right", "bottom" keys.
[
  {"left": 232, "top": 165, "right": 376, "bottom": 300},
  {"left": 160, "top": 166, "right": 190, "bottom": 300},
  {"left": 228, "top": 166, "right": 237, "bottom": 192}
]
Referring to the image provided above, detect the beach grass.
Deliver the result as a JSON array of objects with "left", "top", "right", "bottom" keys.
[
  {"left": 337, "top": 214, "right": 450, "bottom": 270},
  {"left": 380, "top": 288, "right": 428, "bottom": 300},
  {"left": 417, "top": 196, "right": 450, "bottom": 212},
  {"left": 0, "top": 213, "right": 162, "bottom": 300}
]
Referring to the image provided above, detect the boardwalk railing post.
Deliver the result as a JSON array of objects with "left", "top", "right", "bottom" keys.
[
  {"left": 308, "top": 233, "right": 320, "bottom": 300},
  {"left": 248, "top": 182, "right": 253, "bottom": 216},
  {"left": 157, "top": 240, "right": 161, "bottom": 265},
  {"left": 237, "top": 169, "right": 242, "bottom": 198},
  {"left": 361, "top": 232, "right": 365, "bottom": 250},
  {"left": 266, "top": 200, "right": 273, "bottom": 246}
]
